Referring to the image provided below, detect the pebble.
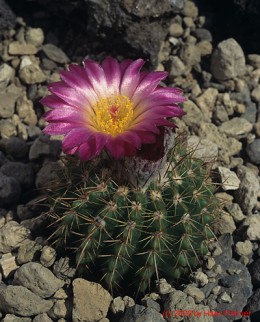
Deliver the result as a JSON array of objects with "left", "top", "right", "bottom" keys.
[
  {"left": 168, "top": 55, "right": 187, "bottom": 77},
  {"left": 35, "top": 161, "right": 60, "bottom": 190},
  {"left": 48, "top": 299, "right": 69, "bottom": 319},
  {"left": 16, "top": 95, "right": 38, "bottom": 125},
  {"left": 242, "top": 214, "right": 260, "bottom": 240},
  {"left": 212, "top": 211, "right": 236, "bottom": 235},
  {"left": 0, "top": 283, "right": 53, "bottom": 316},
  {"left": 141, "top": 297, "right": 161, "bottom": 312},
  {"left": 193, "top": 271, "right": 208, "bottom": 287},
  {"left": 157, "top": 278, "right": 174, "bottom": 294},
  {"left": 196, "top": 40, "right": 212, "bottom": 56},
  {"left": 191, "top": 28, "right": 213, "bottom": 42},
  {"left": 72, "top": 278, "right": 112, "bottom": 322},
  {"left": 218, "top": 117, "right": 253, "bottom": 137},
  {"left": 247, "top": 54, "right": 260, "bottom": 69},
  {"left": 235, "top": 166, "right": 260, "bottom": 214},
  {"left": 29, "top": 135, "right": 61, "bottom": 160},
  {"left": 195, "top": 87, "right": 218, "bottom": 121},
  {"left": 25, "top": 28, "right": 44, "bottom": 47},
  {"left": 17, "top": 240, "right": 42, "bottom": 264},
  {"left": 42, "top": 44, "right": 70, "bottom": 64},
  {"left": 218, "top": 292, "right": 232, "bottom": 303},
  {"left": 246, "top": 138, "right": 260, "bottom": 164},
  {"left": 110, "top": 296, "right": 125, "bottom": 314},
  {"left": 53, "top": 257, "right": 76, "bottom": 280},
  {"left": 8, "top": 41, "right": 38, "bottom": 55},
  {"left": 119, "top": 304, "right": 166, "bottom": 322},
  {"left": 2, "top": 315, "right": 32, "bottom": 322},
  {"left": 235, "top": 240, "right": 253, "bottom": 256},
  {"left": 211, "top": 38, "right": 246, "bottom": 80},
  {"left": 40, "top": 245, "right": 57, "bottom": 267},
  {"left": 13, "top": 262, "right": 65, "bottom": 298},
  {"left": 179, "top": 43, "right": 201, "bottom": 66},
  {"left": 168, "top": 23, "right": 183, "bottom": 37},
  {"left": 225, "top": 203, "right": 246, "bottom": 222},
  {"left": 246, "top": 288, "right": 260, "bottom": 313},
  {"left": 217, "top": 166, "right": 240, "bottom": 191},
  {"left": 0, "top": 253, "right": 19, "bottom": 278},
  {"left": 32, "top": 313, "right": 53, "bottom": 322},
  {"left": 184, "top": 285, "right": 205, "bottom": 303},
  {"left": 0, "top": 161, "right": 35, "bottom": 189},
  {"left": 2, "top": 137, "right": 28, "bottom": 158},
  {"left": 183, "top": 0, "right": 198, "bottom": 18},
  {"left": 0, "top": 63, "right": 15, "bottom": 88},
  {"left": 19, "top": 63, "right": 46, "bottom": 84}
]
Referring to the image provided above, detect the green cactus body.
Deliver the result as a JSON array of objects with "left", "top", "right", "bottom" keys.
[{"left": 47, "top": 142, "right": 220, "bottom": 292}]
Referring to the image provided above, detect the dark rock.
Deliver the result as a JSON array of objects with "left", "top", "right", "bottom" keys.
[
  {"left": 219, "top": 275, "right": 240, "bottom": 287},
  {"left": 191, "top": 28, "right": 213, "bottom": 42},
  {"left": 242, "top": 102, "right": 257, "bottom": 123},
  {"left": 234, "top": 0, "right": 260, "bottom": 15},
  {"left": 0, "top": 162, "right": 34, "bottom": 189},
  {"left": 0, "top": 0, "right": 16, "bottom": 34},
  {"left": 29, "top": 134, "right": 61, "bottom": 160},
  {"left": 249, "top": 258, "right": 260, "bottom": 287},
  {"left": 0, "top": 137, "right": 28, "bottom": 159},
  {"left": 0, "top": 173, "right": 21, "bottom": 206},
  {"left": 119, "top": 304, "right": 166, "bottom": 322},
  {"left": 247, "top": 288, "right": 260, "bottom": 313},
  {"left": 246, "top": 139, "right": 260, "bottom": 164}
]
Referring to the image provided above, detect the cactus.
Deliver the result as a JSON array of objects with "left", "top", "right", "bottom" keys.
[{"left": 46, "top": 135, "right": 219, "bottom": 293}]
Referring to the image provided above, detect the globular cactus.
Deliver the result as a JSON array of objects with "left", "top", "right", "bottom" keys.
[{"left": 47, "top": 137, "right": 219, "bottom": 293}]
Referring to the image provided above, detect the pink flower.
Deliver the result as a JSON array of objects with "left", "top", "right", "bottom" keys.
[{"left": 41, "top": 57, "right": 185, "bottom": 160}]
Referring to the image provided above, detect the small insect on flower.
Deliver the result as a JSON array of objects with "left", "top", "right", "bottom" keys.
[{"left": 41, "top": 57, "right": 186, "bottom": 160}]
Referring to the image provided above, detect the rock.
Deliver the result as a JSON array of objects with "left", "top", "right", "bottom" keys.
[
  {"left": 211, "top": 38, "right": 246, "bottom": 80},
  {"left": 42, "top": 44, "right": 69, "bottom": 64},
  {"left": 120, "top": 304, "right": 166, "bottom": 322},
  {"left": 157, "top": 278, "right": 174, "bottom": 294},
  {"left": 13, "top": 262, "right": 65, "bottom": 298},
  {"left": 40, "top": 245, "right": 57, "bottom": 267},
  {"left": 225, "top": 203, "right": 246, "bottom": 222},
  {"left": 182, "top": 100, "right": 207, "bottom": 127},
  {"left": 0, "top": 161, "right": 34, "bottom": 189},
  {"left": 195, "top": 88, "right": 219, "bottom": 121},
  {"left": 33, "top": 313, "right": 53, "bottom": 322},
  {"left": 217, "top": 166, "right": 240, "bottom": 190},
  {"left": 29, "top": 134, "right": 61, "bottom": 160},
  {"left": 213, "top": 211, "right": 236, "bottom": 235},
  {"left": 2, "top": 137, "right": 28, "bottom": 159},
  {"left": 248, "top": 54, "right": 260, "bottom": 68},
  {"left": 0, "top": 0, "right": 16, "bottom": 32},
  {"left": 0, "top": 120, "right": 17, "bottom": 138},
  {"left": 19, "top": 64, "right": 46, "bottom": 84},
  {"left": 235, "top": 240, "right": 253, "bottom": 256},
  {"left": 0, "top": 221, "right": 30, "bottom": 253},
  {"left": 179, "top": 44, "right": 201, "bottom": 66},
  {"left": 72, "top": 278, "right": 112, "bottom": 322},
  {"left": 0, "top": 92, "right": 17, "bottom": 118},
  {"left": 235, "top": 166, "right": 260, "bottom": 214},
  {"left": 182, "top": 0, "right": 198, "bottom": 18},
  {"left": 196, "top": 40, "right": 213, "bottom": 57},
  {"left": 110, "top": 297, "right": 125, "bottom": 314},
  {"left": 251, "top": 84, "right": 260, "bottom": 102},
  {"left": 2, "top": 314, "right": 31, "bottom": 322},
  {"left": 0, "top": 253, "right": 19, "bottom": 278},
  {"left": 8, "top": 42, "right": 38, "bottom": 55},
  {"left": 123, "top": 296, "right": 135, "bottom": 308},
  {"left": 218, "top": 117, "right": 253, "bottom": 137},
  {"left": 247, "top": 288, "right": 260, "bottom": 313},
  {"left": 141, "top": 297, "right": 160, "bottom": 312},
  {"left": 187, "top": 135, "right": 218, "bottom": 160},
  {"left": 35, "top": 162, "right": 60, "bottom": 191},
  {"left": 246, "top": 139, "right": 260, "bottom": 164},
  {"left": 241, "top": 101, "right": 257, "bottom": 123},
  {"left": 0, "top": 283, "right": 53, "bottom": 317},
  {"left": 17, "top": 240, "right": 42, "bottom": 264},
  {"left": 0, "top": 174, "right": 21, "bottom": 206},
  {"left": 16, "top": 95, "right": 38, "bottom": 125},
  {"left": 53, "top": 257, "right": 76, "bottom": 280},
  {"left": 168, "top": 56, "right": 186, "bottom": 77},
  {"left": 193, "top": 271, "right": 208, "bottom": 287},
  {"left": 0, "top": 63, "right": 15, "bottom": 88},
  {"left": 25, "top": 28, "right": 44, "bottom": 47},
  {"left": 191, "top": 28, "right": 213, "bottom": 42},
  {"left": 168, "top": 23, "right": 183, "bottom": 37},
  {"left": 184, "top": 285, "right": 205, "bottom": 303},
  {"left": 48, "top": 299, "right": 69, "bottom": 319},
  {"left": 242, "top": 214, "right": 260, "bottom": 240}
]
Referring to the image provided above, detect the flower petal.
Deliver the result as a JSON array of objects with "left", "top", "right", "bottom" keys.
[
  {"left": 120, "top": 59, "right": 145, "bottom": 97},
  {"left": 101, "top": 57, "right": 121, "bottom": 95},
  {"left": 83, "top": 59, "right": 108, "bottom": 97}
]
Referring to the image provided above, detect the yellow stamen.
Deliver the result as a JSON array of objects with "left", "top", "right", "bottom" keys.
[{"left": 93, "top": 94, "right": 134, "bottom": 136}]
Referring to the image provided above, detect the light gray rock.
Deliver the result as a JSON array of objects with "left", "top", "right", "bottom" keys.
[
  {"left": 2, "top": 314, "right": 31, "bottom": 322},
  {"left": 0, "top": 283, "right": 53, "bottom": 317},
  {"left": 120, "top": 304, "right": 166, "bottom": 322},
  {"left": 183, "top": 0, "right": 198, "bottom": 17},
  {"left": 0, "top": 221, "right": 30, "bottom": 253},
  {"left": 48, "top": 299, "right": 70, "bottom": 319},
  {"left": 251, "top": 84, "right": 260, "bottom": 102},
  {"left": 213, "top": 211, "right": 236, "bottom": 235},
  {"left": 25, "top": 28, "right": 44, "bottom": 47},
  {"left": 0, "top": 63, "right": 15, "bottom": 88},
  {"left": 0, "top": 253, "right": 19, "bottom": 278},
  {"left": 225, "top": 203, "right": 246, "bottom": 222},
  {"left": 168, "top": 23, "right": 183, "bottom": 37},
  {"left": 53, "top": 257, "right": 76, "bottom": 280},
  {"left": 0, "top": 92, "right": 17, "bottom": 118},
  {"left": 242, "top": 214, "right": 260, "bottom": 240},
  {"left": 211, "top": 38, "right": 246, "bottom": 80},
  {"left": 246, "top": 138, "right": 260, "bottom": 164},
  {"left": 72, "top": 278, "right": 112, "bottom": 322},
  {"left": 8, "top": 42, "right": 38, "bottom": 55},
  {"left": 0, "top": 119, "right": 17, "bottom": 138},
  {"left": 235, "top": 166, "right": 260, "bottom": 214},
  {"left": 110, "top": 296, "right": 125, "bottom": 314},
  {"left": 187, "top": 136, "right": 218, "bottom": 160},
  {"left": 0, "top": 173, "right": 21, "bottom": 207},
  {"left": 16, "top": 95, "right": 37, "bottom": 125},
  {"left": 179, "top": 43, "right": 201, "bottom": 66},
  {"left": 169, "top": 56, "right": 186, "bottom": 77},
  {"left": 184, "top": 285, "right": 205, "bottom": 303},
  {"left": 33, "top": 313, "right": 53, "bottom": 322},
  {"left": 13, "top": 262, "right": 65, "bottom": 298},
  {"left": 17, "top": 240, "right": 42, "bottom": 264},
  {"left": 217, "top": 166, "right": 240, "bottom": 190},
  {"left": 42, "top": 44, "right": 69, "bottom": 64},
  {"left": 247, "top": 54, "right": 260, "bottom": 68},
  {"left": 19, "top": 64, "right": 46, "bottom": 84},
  {"left": 195, "top": 87, "right": 219, "bottom": 121},
  {"left": 29, "top": 134, "right": 61, "bottom": 160},
  {"left": 218, "top": 117, "right": 253, "bottom": 137},
  {"left": 235, "top": 240, "right": 253, "bottom": 256},
  {"left": 40, "top": 245, "right": 57, "bottom": 267}
]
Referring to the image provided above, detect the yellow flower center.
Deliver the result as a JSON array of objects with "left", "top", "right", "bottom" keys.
[{"left": 93, "top": 94, "right": 134, "bottom": 136}]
